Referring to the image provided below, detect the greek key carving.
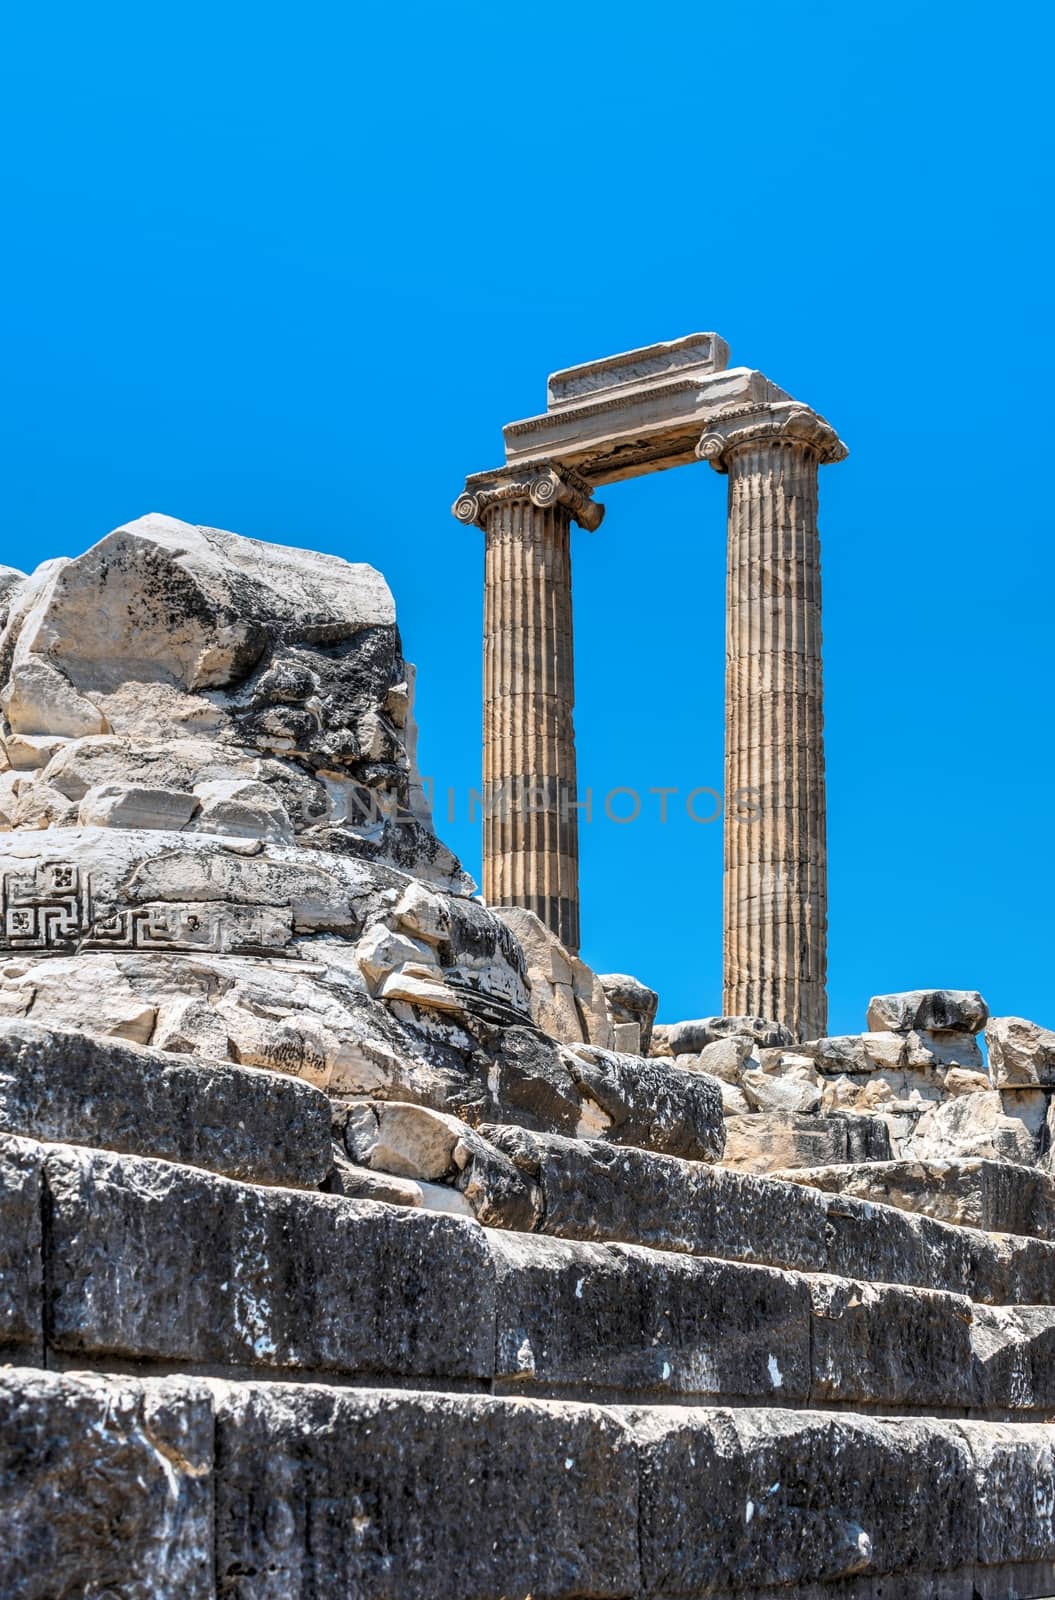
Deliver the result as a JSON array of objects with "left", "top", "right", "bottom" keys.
[{"left": 0, "top": 861, "right": 290, "bottom": 956}]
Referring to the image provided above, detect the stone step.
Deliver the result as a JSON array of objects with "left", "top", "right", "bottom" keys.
[
  {"left": 0, "top": 1020, "right": 332, "bottom": 1189},
  {"left": 3, "top": 1366, "right": 1055, "bottom": 1600},
  {"left": 341, "top": 1103, "right": 1055, "bottom": 1308},
  {"left": 772, "top": 1158, "right": 1055, "bottom": 1239},
  {"left": 5, "top": 1133, "right": 1055, "bottom": 1415}
]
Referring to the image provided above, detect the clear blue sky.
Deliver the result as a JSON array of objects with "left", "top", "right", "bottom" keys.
[{"left": 2, "top": 1, "right": 1052, "bottom": 1033}]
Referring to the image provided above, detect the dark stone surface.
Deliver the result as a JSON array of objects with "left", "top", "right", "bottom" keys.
[
  {"left": 492, "top": 1232, "right": 810, "bottom": 1402},
  {"left": 972, "top": 1305, "right": 1055, "bottom": 1411},
  {"left": 0, "top": 1367, "right": 213, "bottom": 1599},
  {"left": 629, "top": 1406, "right": 979, "bottom": 1596},
  {"left": 0, "top": 1134, "right": 41, "bottom": 1362},
  {"left": 776, "top": 1158, "right": 1055, "bottom": 1238},
  {"left": 668, "top": 1015, "right": 795, "bottom": 1052},
  {"left": 809, "top": 1277, "right": 975, "bottom": 1408},
  {"left": 564, "top": 1049, "right": 725, "bottom": 1162},
  {"left": 214, "top": 1382, "right": 640, "bottom": 1600},
  {"left": 0, "top": 1020, "right": 332, "bottom": 1187},
  {"left": 483, "top": 1125, "right": 830, "bottom": 1271},
  {"left": 44, "top": 1145, "right": 495, "bottom": 1381}
]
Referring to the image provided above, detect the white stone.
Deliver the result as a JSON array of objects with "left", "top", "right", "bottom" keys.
[
  {"left": 741, "top": 1068, "right": 821, "bottom": 1116},
  {"left": 77, "top": 783, "right": 199, "bottom": 831}
]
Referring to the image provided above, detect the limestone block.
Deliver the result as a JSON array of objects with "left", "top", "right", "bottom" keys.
[
  {"left": 1, "top": 658, "right": 108, "bottom": 738},
  {"left": 721, "top": 1110, "right": 891, "bottom": 1173},
  {"left": 905, "top": 1091, "right": 1038, "bottom": 1166},
  {"left": 610, "top": 1020, "right": 641, "bottom": 1052},
  {"left": 214, "top": 1384, "right": 640, "bottom": 1600},
  {"left": 0, "top": 953, "right": 156, "bottom": 1043},
  {"left": 0, "top": 1369, "right": 213, "bottom": 1599},
  {"left": 378, "top": 965, "right": 466, "bottom": 1013},
  {"left": 191, "top": 777, "right": 294, "bottom": 843},
  {"left": 668, "top": 1015, "right": 794, "bottom": 1054},
  {"left": 492, "top": 1232, "right": 810, "bottom": 1402},
  {"left": 719, "top": 1080, "right": 752, "bottom": 1116},
  {"left": 904, "top": 1027, "right": 985, "bottom": 1071},
  {"left": 631, "top": 1407, "right": 979, "bottom": 1595},
  {"left": 945, "top": 1067, "right": 991, "bottom": 1095},
  {"left": 393, "top": 878, "right": 451, "bottom": 944},
  {"left": 152, "top": 995, "right": 233, "bottom": 1057},
  {"left": 741, "top": 1065, "right": 821, "bottom": 1115},
  {"left": 3, "top": 734, "right": 70, "bottom": 772},
  {"left": 571, "top": 958, "right": 616, "bottom": 1049},
  {"left": 866, "top": 989, "right": 989, "bottom": 1035},
  {"left": 808, "top": 1276, "right": 974, "bottom": 1408},
  {"left": 972, "top": 1305, "right": 1055, "bottom": 1410},
  {"left": 697, "top": 1034, "right": 755, "bottom": 1082},
  {"left": 987, "top": 1014, "right": 1055, "bottom": 1088},
  {"left": 45, "top": 1144, "right": 496, "bottom": 1380},
  {"left": 483, "top": 1125, "right": 830, "bottom": 1273},
  {"left": 563, "top": 1046, "right": 725, "bottom": 1163},
  {"left": 649, "top": 1023, "right": 673, "bottom": 1057},
  {"left": 773, "top": 1159, "right": 1055, "bottom": 1238},
  {"left": 77, "top": 781, "right": 199, "bottom": 830},
  {"left": 354, "top": 922, "right": 434, "bottom": 989},
  {"left": 0, "top": 1133, "right": 42, "bottom": 1362},
  {"left": 341, "top": 1101, "right": 538, "bottom": 1230},
  {"left": 597, "top": 972, "right": 658, "bottom": 1054},
  {"left": 0, "top": 1021, "right": 332, "bottom": 1187},
  {"left": 802, "top": 1032, "right": 907, "bottom": 1075}
]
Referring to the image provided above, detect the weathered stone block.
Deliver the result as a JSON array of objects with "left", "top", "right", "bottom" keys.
[
  {"left": 972, "top": 1305, "right": 1055, "bottom": 1411},
  {"left": 0, "top": 1368, "right": 213, "bottom": 1599},
  {"left": 0, "top": 1133, "right": 42, "bottom": 1362},
  {"left": 483, "top": 1125, "right": 830, "bottom": 1272},
  {"left": 775, "top": 1159, "right": 1055, "bottom": 1238},
  {"left": 0, "top": 1020, "right": 332, "bottom": 1187},
  {"left": 987, "top": 1014, "right": 1055, "bottom": 1088},
  {"left": 44, "top": 1145, "right": 495, "bottom": 1380},
  {"left": 492, "top": 1232, "right": 810, "bottom": 1402},
  {"left": 721, "top": 1109, "right": 891, "bottom": 1173},
  {"left": 630, "top": 1406, "right": 979, "bottom": 1595},
  {"left": 214, "top": 1383, "right": 640, "bottom": 1600},
  {"left": 959, "top": 1419, "right": 1055, "bottom": 1564},
  {"left": 564, "top": 1047, "right": 724, "bottom": 1162},
  {"left": 808, "top": 1277, "right": 975, "bottom": 1408},
  {"left": 867, "top": 989, "right": 988, "bottom": 1035}
]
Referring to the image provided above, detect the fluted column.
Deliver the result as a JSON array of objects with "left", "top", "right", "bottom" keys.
[
  {"left": 697, "top": 402, "right": 848, "bottom": 1041},
  {"left": 452, "top": 465, "right": 603, "bottom": 953}
]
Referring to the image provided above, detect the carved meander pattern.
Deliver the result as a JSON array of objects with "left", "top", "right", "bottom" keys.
[{"left": 0, "top": 861, "right": 291, "bottom": 956}]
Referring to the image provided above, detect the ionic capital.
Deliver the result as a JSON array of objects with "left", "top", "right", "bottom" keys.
[
  {"left": 452, "top": 463, "right": 605, "bottom": 533},
  {"left": 695, "top": 402, "right": 848, "bottom": 474}
]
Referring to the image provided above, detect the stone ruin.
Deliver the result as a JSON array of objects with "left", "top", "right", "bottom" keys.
[{"left": 1, "top": 347, "right": 1055, "bottom": 1597}]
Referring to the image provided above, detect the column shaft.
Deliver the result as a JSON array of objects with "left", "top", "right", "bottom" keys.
[
  {"left": 482, "top": 496, "right": 580, "bottom": 951},
  {"left": 722, "top": 440, "right": 827, "bottom": 1040}
]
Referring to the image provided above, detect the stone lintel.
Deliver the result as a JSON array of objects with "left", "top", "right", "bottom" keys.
[
  {"left": 697, "top": 399, "right": 849, "bottom": 473},
  {"left": 546, "top": 332, "right": 730, "bottom": 411},
  {"left": 501, "top": 367, "right": 790, "bottom": 485},
  {"left": 452, "top": 463, "right": 604, "bottom": 533}
]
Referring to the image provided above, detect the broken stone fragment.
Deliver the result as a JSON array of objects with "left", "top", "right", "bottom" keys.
[
  {"left": 904, "top": 1091, "right": 1039, "bottom": 1167},
  {"left": 741, "top": 1066, "right": 822, "bottom": 1116},
  {"left": 598, "top": 972, "right": 658, "bottom": 1054},
  {"left": 77, "top": 782, "right": 199, "bottom": 831},
  {"left": 866, "top": 989, "right": 989, "bottom": 1035},
  {"left": 986, "top": 1014, "right": 1055, "bottom": 1088},
  {"left": 667, "top": 1015, "right": 794, "bottom": 1055}
]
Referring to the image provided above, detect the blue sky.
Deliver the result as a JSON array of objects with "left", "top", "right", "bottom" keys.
[{"left": 2, "top": 0, "right": 1052, "bottom": 1033}]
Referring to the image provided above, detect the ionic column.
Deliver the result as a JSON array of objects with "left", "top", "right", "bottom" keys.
[
  {"left": 452, "top": 464, "right": 603, "bottom": 953},
  {"left": 697, "top": 403, "right": 848, "bottom": 1041}
]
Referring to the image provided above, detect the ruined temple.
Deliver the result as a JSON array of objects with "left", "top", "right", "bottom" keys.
[{"left": 2, "top": 341, "right": 1055, "bottom": 1598}]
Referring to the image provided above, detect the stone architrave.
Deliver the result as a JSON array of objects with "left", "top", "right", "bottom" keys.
[
  {"left": 696, "top": 401, "right": 848, "bottom": 1041},
  {"left": 453, "top": 466, "right": 604, "bottom": 954},
  {"left": 457, "top": 336, "right": 847, "bottom": 1033}
]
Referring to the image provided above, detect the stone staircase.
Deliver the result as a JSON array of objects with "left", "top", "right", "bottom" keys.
[{"left": 3, "top": 1020, "right": 1055, "bottom": 1596}]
